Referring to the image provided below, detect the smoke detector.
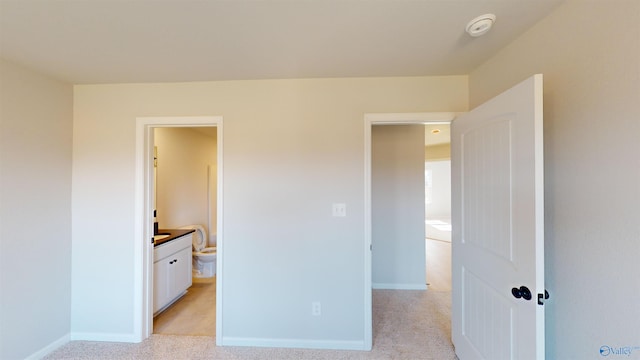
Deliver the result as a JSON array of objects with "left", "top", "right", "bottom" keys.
[{"left": 466, "top": 14, "right": 496, "bottom": 37}]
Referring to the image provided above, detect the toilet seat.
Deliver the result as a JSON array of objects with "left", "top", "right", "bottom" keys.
[
  {"left": 194, "top": 246, "right": 216, "bottom": 258},
  {"left": 179, "top": 224, "right": 208, "bottom": 251},
  {"left": 197, "top": 247, "right": 216, "bottom": 254}
]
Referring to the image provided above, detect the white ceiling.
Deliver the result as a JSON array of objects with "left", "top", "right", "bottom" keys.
[
  {"left": 424, "top": 124, "right": 450, "bottom": 146},
  {"left": 0, "top": 0, "right": 563, "bottom": 84}
]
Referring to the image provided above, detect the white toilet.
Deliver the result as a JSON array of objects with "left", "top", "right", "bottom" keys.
[{"left": 180, "top": 224, "right": 216, "bottom": 278}]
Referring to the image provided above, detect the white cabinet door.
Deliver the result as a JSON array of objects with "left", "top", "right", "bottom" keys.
[
  {"left": 452, "top": 74, "right": 545, "bottom": 360},
  {"left": 153, "top": 234, "right": 193, "bottom": 314},
  {"left": 153, "top": 258, "right": 170, "bottom": 314},
  {"left": 172, "top": 247, "right": 193, "bottom": 295}
]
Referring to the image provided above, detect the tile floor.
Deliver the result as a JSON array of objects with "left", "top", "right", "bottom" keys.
[{"left": 153, "top": 276, "right": 216, "bottom": 336}]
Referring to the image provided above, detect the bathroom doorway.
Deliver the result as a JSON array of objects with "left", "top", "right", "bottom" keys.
[
  {"left": 152, "top": 126, "right": 218, "bottom": 336},
  {"left": 134, "top": 116, "right": 223, "bottom": 343}
]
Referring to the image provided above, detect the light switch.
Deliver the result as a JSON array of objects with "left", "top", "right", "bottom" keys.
[{"left": 332, "top": 203, "right": 346, "bottom": 217}]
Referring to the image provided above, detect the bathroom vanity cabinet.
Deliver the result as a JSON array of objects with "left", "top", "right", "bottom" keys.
[{"left": 153, "top": 233, "right": 192, "bottom": 314}]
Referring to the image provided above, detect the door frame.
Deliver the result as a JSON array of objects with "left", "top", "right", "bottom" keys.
[
  {"left": 134, "top": 116, "right": 223, "bottom": 343},
  {"left": 363, "top": 112, "right": 456, "bottom": 348}
]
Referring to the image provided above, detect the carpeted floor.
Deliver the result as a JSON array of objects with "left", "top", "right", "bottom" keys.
[
  {"left": 44, "top": 289, "right": 456, "bottom": 359},
  {"left": 46, "top": 239, "right": 455, "bottom": 359}
]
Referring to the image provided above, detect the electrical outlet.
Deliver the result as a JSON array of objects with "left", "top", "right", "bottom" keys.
[
  {"left": 332, "top": 203, "right": 346, "bottom": 217},
  {"left": 312, "top": 302, "right": 321, "bottom": 316}
]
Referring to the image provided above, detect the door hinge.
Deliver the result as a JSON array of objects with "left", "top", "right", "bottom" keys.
[{"left": 537, "top": 290, "right": 550, "bottom": 305}]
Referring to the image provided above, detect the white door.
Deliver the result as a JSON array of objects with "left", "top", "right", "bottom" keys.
[{"left": 451, "top": 75, "right": 545, "bottom": 360}]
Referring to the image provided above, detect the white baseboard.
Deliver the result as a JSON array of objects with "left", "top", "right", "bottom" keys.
[
  {"left": 70, "top": 332, "right": 141, "bottom": 343},
  {"left": 372, "top": 283, "right": 427, "bottom": 290},
  {"left": 221, "top": 336, "right": 367, "bottom": 351},
  {"left": 25, "top": 333, "right": 70, "bottom": 360}
]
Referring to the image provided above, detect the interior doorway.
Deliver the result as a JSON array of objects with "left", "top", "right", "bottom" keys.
[
  {"left": 363, "top": 112, "right": 455, "bottom": 348},
  {"left": 134, "top": 116, "right": 223, "bottom": 344},
  {"left": 424, "top": 124, "right": 452, "bottom": 291},
  {"left": 152, "top": 126, "right": 218, "bottom": 336}
]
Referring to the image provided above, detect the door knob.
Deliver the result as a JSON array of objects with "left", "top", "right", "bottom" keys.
[{"left": 511, "top": 286, "right": 532, "bottom": 300}]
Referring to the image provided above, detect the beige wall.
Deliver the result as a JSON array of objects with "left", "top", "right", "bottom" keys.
[
  {"left": 154, "top": 128, "right": 217, "bottom": 244},
  {"left": 469, "top": 1, "right": 640, "bottom": 358},
  {"left": 0, "top": 59, "right": 73, "bottom": 359},
  {"left": 424, "top": 143, "right": 450, "bottom": 161},
  {"left": 72, "top": 76, "right": 467, "bottom": 345},
  {"left": 425, "top": 160, "right": 451, "bottom": 220},
  {"left": 371, "top": 125, "right": 426, "bottom": 289}
]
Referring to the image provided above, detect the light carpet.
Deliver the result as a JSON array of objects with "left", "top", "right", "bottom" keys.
[{"left": 45, "top": 290, "right": 455, "bottom": 359}]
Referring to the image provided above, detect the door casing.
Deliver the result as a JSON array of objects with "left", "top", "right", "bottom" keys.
[
  {"left": 134, "top": 116, "right": 223, "bottom": 343},
  {"left": 363, "top": 112, "right": 456, "bottom": 349}
]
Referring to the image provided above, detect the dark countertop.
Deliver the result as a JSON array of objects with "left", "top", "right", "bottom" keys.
[{"left": 154, "top": 228, "right": 195, "bottom": 247}]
